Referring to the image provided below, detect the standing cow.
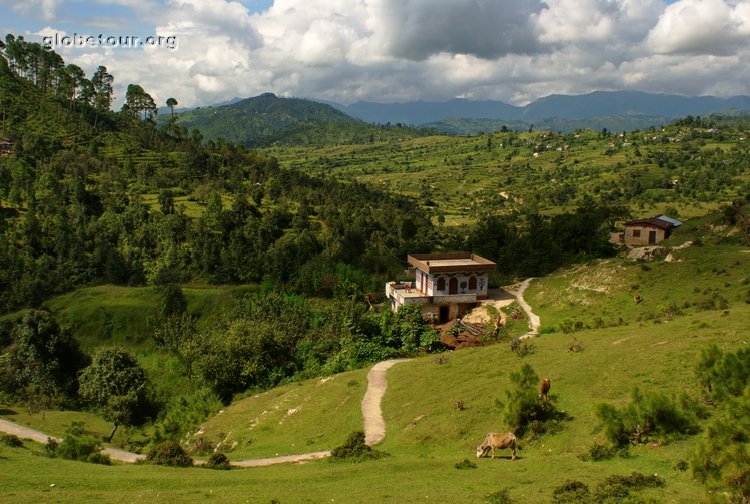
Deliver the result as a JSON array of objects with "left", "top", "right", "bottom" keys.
[
  {"left": 540, "top": 378, "right": 551, "bottom": 401},
  {"left": 476, "top": 432, "right": 517, "bottom": 460}
]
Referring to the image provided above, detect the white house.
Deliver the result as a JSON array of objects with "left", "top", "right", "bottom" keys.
[{"left": 386, "top": 253, "right": 496, "bottom": 323}]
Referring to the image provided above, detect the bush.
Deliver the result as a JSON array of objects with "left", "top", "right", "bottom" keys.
[
  {"left": 509, "top": 338, "right": 535, "bottom": 357},
  {"left": 579, "top": 443, "right": 628, "bottom": 462},
  {"left": 593, "top": 472, "right": 665, "bottom": 502},
  {"left": 146, "top": 441, "right": 193, "bottom": 467},
  {"left": 1, "top": 433, "right": 23, "bottom": 447},
  {"left": 594, "top": 387, "right": 699, "bottom": 447},
  {"left": 44, "top": 438, "right": 58, "bottom": 457},
  {"left": 504, "top": 364, "right": 567, "bottom": 438},
  {"left": 204, "top": 452, "right": 231, "bottom": 470},
  {"left": 330, "top": 431, "right": 386, "bottom": 462},
  {"left": 483, "top": 489, "right": 515, "bottom": 504},
  {"left": 551, "top": 480, "right": 591, "bottom": 503},
  {"left": 56, "top": 422, "right": 110, "bottom": 464},
  {"left": 455, "top": 458, "right": 477, "bottom": 469}
]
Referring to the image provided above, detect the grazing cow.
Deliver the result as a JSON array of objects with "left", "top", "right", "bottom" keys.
[
  {"left": 540, "top": 378, "right": 551, "bottom": 401},
  {"left": 476, "top": 432, "right": 517, "bottom": 460}
]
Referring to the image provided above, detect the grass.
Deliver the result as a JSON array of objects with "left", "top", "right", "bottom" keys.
[
  {"left": 3, "top": 240, "right": 749, "bottom": 502},
  {"left": 194, "top": 369, "right": 369, "bottom": 459}
]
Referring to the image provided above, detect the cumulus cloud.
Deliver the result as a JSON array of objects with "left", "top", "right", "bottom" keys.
[
  {"left": 647, "top": 0, "right": 750, "bottom": 55},
  {"left": 6, "top": 0, "right": 750, "bottom": 107},
  {"left": 366, "top": 0, "right": 545, "bottom": 60},
  {"left": 7, "top": 0, "right": 60, "bottom": 22}
]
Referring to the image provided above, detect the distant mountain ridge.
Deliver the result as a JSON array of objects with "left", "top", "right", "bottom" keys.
[
  {"left": 170, "top": 93, "right": 426, "bottom": 147},
  {"left": 172, "top": 91, "right": 750, "bottom": 145},
  {"left": 331, "top": 91, "right": 750, "bottom": 126}
]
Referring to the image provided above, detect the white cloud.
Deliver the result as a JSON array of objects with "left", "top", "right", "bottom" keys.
[
  {"left": 647, "top": 0, "right": 750, "bottom": 55},
  {"left": 9, "top": 0, "right": 60, "bottom": 22},
  {"left": 5, "top": 0, "right": 750, "bottom": 108}
]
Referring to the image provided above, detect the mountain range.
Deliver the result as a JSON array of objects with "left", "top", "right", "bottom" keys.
[
  {"left": 169, "top": 90, "right": 750, "bottom": 146},
  {"left": 331, "top": 90, "right": 750, "bottom": 125}
]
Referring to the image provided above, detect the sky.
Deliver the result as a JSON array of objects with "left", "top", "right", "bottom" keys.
[{"left": 1, "top": 0, "right": 750, "bottom": 109}]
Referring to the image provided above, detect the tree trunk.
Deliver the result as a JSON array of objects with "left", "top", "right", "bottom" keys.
[{"left": 107, "top": 423, "right": 119, "bottom": 443}]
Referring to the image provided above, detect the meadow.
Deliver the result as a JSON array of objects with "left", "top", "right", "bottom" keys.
[{"left": 3, "top": 233, "right": 749, "bottom": 503}]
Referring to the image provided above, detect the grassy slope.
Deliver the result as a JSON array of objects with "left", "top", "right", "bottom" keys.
[
  {"left": 4, "top": 239, "right": 749, "bottom": 502},
  {"left": 261, "top": 128, "right": 748, "bottom": 225}
]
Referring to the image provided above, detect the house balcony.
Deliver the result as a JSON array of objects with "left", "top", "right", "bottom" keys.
[{"left": 385, "top": 281, "right": 479, "bottom": 307}]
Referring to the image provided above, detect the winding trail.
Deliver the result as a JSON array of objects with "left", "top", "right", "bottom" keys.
[
  {"left": 0, "top": 359, "right": 412, "bottom": 467},
  {"left": 505, "top": 278, "right": 541, "bottom": 339},
  {"left": 361, "top": 358, "right": 412, "bottom": 445}
]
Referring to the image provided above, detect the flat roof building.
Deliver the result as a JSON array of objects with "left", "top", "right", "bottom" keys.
[{"left": 386, "top": 253, "right": 496, "bottom": 323}]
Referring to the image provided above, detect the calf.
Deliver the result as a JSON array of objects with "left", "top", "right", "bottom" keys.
[
  {"left": 540, "top": 378, "right": 551, "bottom": 401},
  {"left": 476, "top": 432, "right": 517, "bottom": 460}
]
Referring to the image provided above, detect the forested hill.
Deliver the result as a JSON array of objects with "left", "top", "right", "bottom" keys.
[
  {"left": 169, "top": 93, "right": 427, "bottom": 147},
  {"left": 0, "top": 36, "right": 435, "bottom": 312}
]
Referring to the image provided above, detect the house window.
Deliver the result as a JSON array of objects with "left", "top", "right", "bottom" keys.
[
  {"left": 632, "top": 229, "right": 641, "bottom": 238},
  {"left": 437, "top": 277, "right": 445, "bottom": 291},
  {"left": 468, "top": 276, "right": 477, "bottom": 290}
]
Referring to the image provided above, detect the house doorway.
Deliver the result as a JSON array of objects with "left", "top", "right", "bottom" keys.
[
  {"left": 449, "top": 277, "right": 458, "bottom": 294},
  {"left": 439, "top": 306, "right": 449, "bottom": 323},
  {"left": 648, "top": 230, "right": 657, "bottom": 244}
]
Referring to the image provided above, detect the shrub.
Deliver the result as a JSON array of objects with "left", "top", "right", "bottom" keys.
[
  {"left": 455, "top": 458, "right": 477, "bottom": 470},
  {"left": 483, "top": 489, "right": 514, "bottom": 504},
  {"left": 509, "top": 338, "right": 535, "bottom": 357},
  {"left": 504, "top": 364, "right": 567, "bottom": 438},
  {"left": 205, "top": 452, "right": 231, "bottom": 470},
  {"left": 86, "top": 452, "right": 112, "bottom": 465},
  {"left": 551, "top": 480, "right": 591, "bottom": 503},
  {"left": 56, "top": 422, "right": 110, "bottom": 464},
  {"left": 594, "top": 388, "right": 698, "bottom": 447},
  {"left": 1, "top": 433, "right": 23, "bottom": 447},
  {"left": 593, "top": 472, "right": 665, "bottom": 502},
  {"left": 146, "top": 441, "right": 193, "bottom": 467},
  {"left": 567, "top": 338, "right": 585, "bottom": 352},
  {"left": 44, "top": 438, "right": 58, "bottom": 457},
  {"left": 579, "top": 442, "right": 628, "bottom": 462},
  {"left": 330, "top": 431, "right": 386, "bottom": 462}
]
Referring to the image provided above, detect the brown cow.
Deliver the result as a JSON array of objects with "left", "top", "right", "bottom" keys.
[
  {"left": 476, "top": 432, "right": 517, "bottom": 460},
  {"left": 540, "top": 378, "right": 551, "bottom": 401}
]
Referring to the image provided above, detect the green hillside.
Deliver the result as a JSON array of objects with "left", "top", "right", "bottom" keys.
[
  {"left": 3, "top": 230, "right": 750, "bottom": 502},
  {"left": 261, "top": 123, "right": 750, "bottom": 225},
  {"left": 168, "top": 93, "right": 429, "bottom": 147}
]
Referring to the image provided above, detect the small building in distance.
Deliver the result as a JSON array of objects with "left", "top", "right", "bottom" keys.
[
  {"left": 615, "top": 215, "right": 682, "bottom": 245},
  {"left": 385, "top": 252, "right": 496, "bottom": 323},
  {"left": 0, "top": 137, "right": 14, "bottom": 157}
]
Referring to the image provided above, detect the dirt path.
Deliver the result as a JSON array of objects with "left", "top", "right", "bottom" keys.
[
  {"left": 505, "top": 278, "right": 541, "bottom": 339},
  {"left": 361, "top": 358, "right": 412, "bottom": 445},
  {"left": 0, "top": 359, "right": 411, "bottom": 467}
]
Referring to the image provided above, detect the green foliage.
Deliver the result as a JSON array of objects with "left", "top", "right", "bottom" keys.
[
  {"left": 146, "top": 440, "right": 193, "bottom": 467},
  {"left": 151, "top": 387, "right": 222, "bottom": 443},
  {"left": 56, "top": 421, "right": 111, "bottom": 465},
  {"left": 204, "top": 452, "right": 231, "bottom": 470},
  {"left": 579, "top": 443, "right": 628, "bottom": 462},
  {"left": 551, "top": 480, "right": 591, "bottom": 503},
  {"left": 0, "top": 309, "right": 89, "bottom": 406},
  {"left": 695, "top": 343, "right": 750, "bottom": 403},
  {"left": 692, "top": 345, "right": 750, "bottom": 502},
  {"left": 483, "top": 489, "right": 515, "bottom": 504},
  {"left": 594, "top": 387, "right": 698, "bottom": 447},
  {"left": 503, "top": 364, "right": 564, "bottom": 438},
  {"left": 330, "top": 431, "right": 386, "bottom": 462},
  {"left": 78, "top": 346, "right": 152, "bottom": 440},
  {"left": 454, "top": 458, "right": 477, "bottom": 469},
  {"left": 1, "top": 432, "right": 22, "bottom": 447},
  {"left": 593, "top": 473, "right": 665, "bottom": 503}
]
